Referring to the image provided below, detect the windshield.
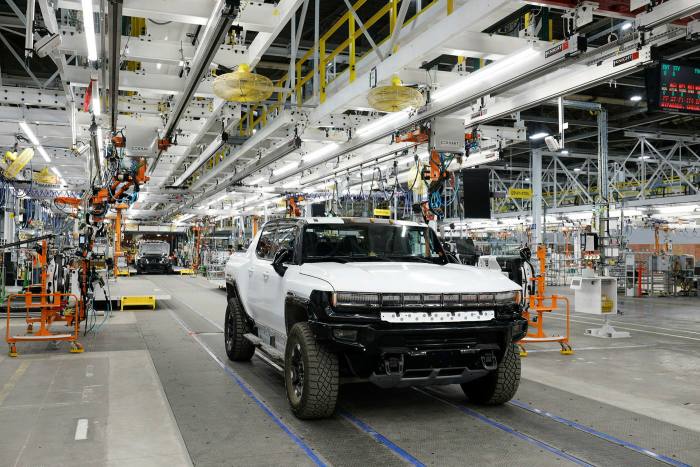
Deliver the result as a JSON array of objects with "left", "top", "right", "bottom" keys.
[
  {"left": 139, "top": 242, "right": 169, "bottom": 256},
  {"left": 301, "top": 223, "right": 445, "bottom": 263}
]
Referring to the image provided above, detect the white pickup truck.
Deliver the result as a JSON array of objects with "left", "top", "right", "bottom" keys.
[{"left": 224, "top": 217, "right": 527, "bottom": 419}]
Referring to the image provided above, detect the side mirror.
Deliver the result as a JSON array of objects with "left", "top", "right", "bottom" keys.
[{"left": 272, "top": 248, "right": 292, "bottom": 276}]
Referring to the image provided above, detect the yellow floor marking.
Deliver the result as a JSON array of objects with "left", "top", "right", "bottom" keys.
[{"left": 0, "top": 361, "right": 30, "bottom": 406}]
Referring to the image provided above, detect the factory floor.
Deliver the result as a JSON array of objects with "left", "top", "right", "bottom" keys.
[{"left": 0, "top": 276, "right": 698, "bottom": 467}]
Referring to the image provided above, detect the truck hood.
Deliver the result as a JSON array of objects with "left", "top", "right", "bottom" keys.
[{"left": 299, "top": 262, "right": 519, "bottom": 293}]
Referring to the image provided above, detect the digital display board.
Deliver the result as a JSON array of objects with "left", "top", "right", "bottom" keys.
[{"left": 646, "top": 61, "right": 700, "bottom": 114}]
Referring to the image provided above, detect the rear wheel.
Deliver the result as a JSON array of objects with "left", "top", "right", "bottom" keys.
[
  {"left": 284, "top": 322, "right": 339, "bottom": 419},
  {"left": 224, "top": 297, "right": 255, "bottom": 361},
  {"left": 461, "top": 343, "right": 520, "bottom": 405}
]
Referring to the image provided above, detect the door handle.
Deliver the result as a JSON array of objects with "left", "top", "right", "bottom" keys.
[
  {"left": 248, "top": 268, "right": 254, "bottom": 276},
  {"left": 262, "top": 272, "right": 270, "bottom": 280}
]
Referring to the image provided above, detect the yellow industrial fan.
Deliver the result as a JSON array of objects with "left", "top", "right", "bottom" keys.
[
  {"left": 213, "top": 64, "right": 274, "bottom": 103},
  {"left": 367, "top": 76, "right": 425, "bottom": 112},
  {"left": 3, "top": 148, "right": 34, "bottom": 179},
  {"left": 33, "top": 167, "right": 58, "bottom": 185}
]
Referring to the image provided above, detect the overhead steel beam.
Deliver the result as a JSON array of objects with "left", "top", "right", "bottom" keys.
[
  {"left": 108, "top": 0, "right": 123, "bottom": 132},
  {"left": 58, "top": 0, "right": 285, "bottom": 30},
  {"left": 149, "top": 0, "right": 238, "bottom": 174},
  {"left": 64, "top": 65, "right": 216, "bottom": 96},
  {"left": 343, "top": 0, "right": 384, "bottom": 61},
  {"left": 188, "top": 110, "right": 302, "bottom": 191},
  {"left": 58, "top": 31, "right": 247, "bottom": 67},
  {"left": 0, "top": 32, "right": 42, "bottom": 88},
  {"left": 24, "top": 0, "right": 35, "bottom": 58},
  {"left": 636, "top": 0, "right": 700, "bottom": 30},
  {"left": 387, "top": 0, "right": 411, "bottom": 56},
  {"left": 164, "top": 0, "right": 304, "bottom": 187},
  {"left": 247, "top": 0, "right": 305, "bottom": 68}
]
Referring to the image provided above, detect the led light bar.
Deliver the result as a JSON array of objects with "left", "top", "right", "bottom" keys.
[{"left": 333, "top": 291, "right": 518, "bottom": 308}]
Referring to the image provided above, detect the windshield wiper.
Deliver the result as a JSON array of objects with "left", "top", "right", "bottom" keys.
[
  {"left": 350, "top": 254, "right": 394, "bottom": 262},
  {"left": 389, "top": 255, "right": 435, "bottom": 263},
  {"left": 305, "top": 257, "right": 348, "bottom": 263}
]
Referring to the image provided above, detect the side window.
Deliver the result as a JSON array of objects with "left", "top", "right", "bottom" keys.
[
  {"left": 256, "top": 225, "right": 278, "bottom": 260},
  {"left": 276, "top": 225, "right": 298, "bottom": 261}
]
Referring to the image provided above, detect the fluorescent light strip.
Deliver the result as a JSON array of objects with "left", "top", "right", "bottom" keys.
[
  {"left": 19, "top": 121, "right": 52, "bottom": 162},
  {"left": 432, "top": 47, "right": 539, "bottom": 103},
  {"left": 356, "top": 112, "right": 408, "bottom": 137},
  {"left": 81, "top": 0, "right": 98, "bottom": 61},
  {"left": 246, "top": 176, "right": 265, "bottom": 185},
  {"left": 305, "top": 143, "right": 339, "bottom": 162},
  {"left": 92, "top": 81, "right": 101, "bottom": 116},
  {"left": 19, "top": 121, "right": 39, "bottom": 145}
]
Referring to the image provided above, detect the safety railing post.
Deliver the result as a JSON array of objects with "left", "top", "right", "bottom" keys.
[
  {"left": 296, "top": 61, "right": 302, "bottom": 107},
  {"left": 320, "top": 39, "right": 326, "bottom": 103},
  {"left": 349, "top": 12, "right": 356, "bottom": 82}
]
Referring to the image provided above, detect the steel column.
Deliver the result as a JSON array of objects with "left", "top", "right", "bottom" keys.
[{"left": 532, "top": 148, "right": 543, "bottom": 246}]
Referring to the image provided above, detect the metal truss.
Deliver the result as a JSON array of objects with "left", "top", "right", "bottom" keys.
[{"left": 494, "top": 135, "right": 700, "bottom": 217}]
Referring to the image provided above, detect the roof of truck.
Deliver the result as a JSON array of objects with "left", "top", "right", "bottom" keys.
[{"left": 301, "top": 217, "right": 426, "bottom": 227}]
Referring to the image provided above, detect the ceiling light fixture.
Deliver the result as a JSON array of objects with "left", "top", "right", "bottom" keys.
[
  {"left": 630, "top": 95, "right": 643, "bottom": 102},
  {"left": 246, "top": 176, "right": 265, "bottom": 185},
  {"left": 19, "top": 121, "right": 39, "bottom": 146},
  {"left": 621, "top": 21, "right": 632, "bottom": 31},
  {"left": 81, "top": 0, "right": 98, "bottom": 61},
  {"left": 459, "top": 150, "right": 500, "bottom": 168},
  {"left": 356, "top": 111, "right": 408, "bottom": 137},
  {"left": 92, "top": 81, "right": 101, "bottom": 116},
  {"left": 19, "top": 121, "right": 51, "bottom": 162},
  {"left": 96, "top": 127, "right": 104, "bottom": 158},
  {"left": 432, "top": 47, "right": 539, "bottom": 103},
  {"left": 305, "top": 143, "right": 339, "bottom": 162},
  {"left": 529, "top": 132, "right": 550, "bottom": 140}
]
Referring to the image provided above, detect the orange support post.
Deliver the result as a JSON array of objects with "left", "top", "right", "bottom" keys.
[
  {"left": 517, "top": 245, "right": 574, "bottom": 357},
  {"left": 113, "top": 204, "right": 127, "bottom": 276}
]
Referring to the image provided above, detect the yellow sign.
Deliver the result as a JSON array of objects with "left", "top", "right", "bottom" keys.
[
  {"left": 508, "top": 188, "right": 532, "bottom": 199},
  {"left": 373, "top": 208, "right": 391, "bottom": 217}
]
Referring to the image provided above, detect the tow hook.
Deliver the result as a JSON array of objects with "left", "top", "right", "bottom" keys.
[
  {"left": 383, "top": 354, "right": 405, "bottom": 376},
  {"left": 481, "top": 351, "right": 498, "bottom": 371}
]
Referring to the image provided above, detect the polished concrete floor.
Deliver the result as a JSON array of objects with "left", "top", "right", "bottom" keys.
[{"left": 0, "top": 275, "right": 698, "bottom": 466}]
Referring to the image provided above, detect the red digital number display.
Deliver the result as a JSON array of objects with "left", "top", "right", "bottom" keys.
[{"left": 658, "top": 63, "right": 700, "bottom": 113}]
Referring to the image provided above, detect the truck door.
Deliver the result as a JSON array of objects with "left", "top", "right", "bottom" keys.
[
  {"left": 249, "top": 224, "right": 279, "bottom": 328},
  {"left": 260, "top": 223, "right": 299, "bottom": 334}
]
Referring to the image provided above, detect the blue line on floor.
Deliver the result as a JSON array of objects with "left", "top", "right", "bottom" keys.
[
  {"left": 510, "top": 399, "right": 691, "bottom": 467},
  {"left": 168, "top": 310, "right": 327, "bottom": 467},
  {"left": 415, "top": 388, "right": 594, "bottom": 467},
  {"left": 339, "top": 410, "right": 426, "bottom": 467}
]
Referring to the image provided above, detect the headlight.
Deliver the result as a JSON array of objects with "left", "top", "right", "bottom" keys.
[
  {"left": 494, "top": 291, "right": 520, "bottom": 304},
  {"left": 333, "top": 292, "right": 380, "bottom": 308},
  {"left": 332, "top": 291, "right": 519, "bottom": 309}
]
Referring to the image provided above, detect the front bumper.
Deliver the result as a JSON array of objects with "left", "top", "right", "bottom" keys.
[
  {"left": 137, "top": 261, "right": 171, "bottom": 273},
  {"left": 309, "top": 319, "right": 527, "bottom": 354},
  {"left": 309, "top": 318, "right": 527, "bottom": 387}
]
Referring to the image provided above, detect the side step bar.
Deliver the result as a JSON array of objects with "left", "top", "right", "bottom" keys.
[{"left": 243, "top": 333, "right": 284, "bottom": 366}]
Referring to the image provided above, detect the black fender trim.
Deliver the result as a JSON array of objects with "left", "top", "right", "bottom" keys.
[
  {"left": 226, "top": 280, "right": 255, "bottom": 329},
  {"left": 284, "top": 293, "right": 313, "bottom": 333}
]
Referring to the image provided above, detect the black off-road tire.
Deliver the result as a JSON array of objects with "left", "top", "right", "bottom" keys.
[
  {"left": 284, "top": 322, "right": 339, "bottom": 419},
  {"left": 224, "top": 297, "right": 255, "bottom": 361},
  {"left": 461, "top": 343, "right": 520, "bottom": 405}
]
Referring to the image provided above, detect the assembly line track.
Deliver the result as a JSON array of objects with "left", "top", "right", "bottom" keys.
[{"left": 154, "top": 276, "right": 686, "bottom": 467}]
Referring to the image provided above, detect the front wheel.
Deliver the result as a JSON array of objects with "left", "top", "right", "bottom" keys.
[
  {"left": 224, "top": 298, "right": 255, "bottom": 361},
  {"left": 284, "top": 322, "right": 339, "bottom": 419},
  {"left": 461, "top": 343, "right": 520, "bottom": 405}
]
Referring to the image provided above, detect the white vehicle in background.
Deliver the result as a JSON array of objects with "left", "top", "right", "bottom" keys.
[
  {"left": 135, "top": 240, "right": 173, "bottom": 274},
  {"left": 224, "top": 217, "right": 527, "bottom": 419}
]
